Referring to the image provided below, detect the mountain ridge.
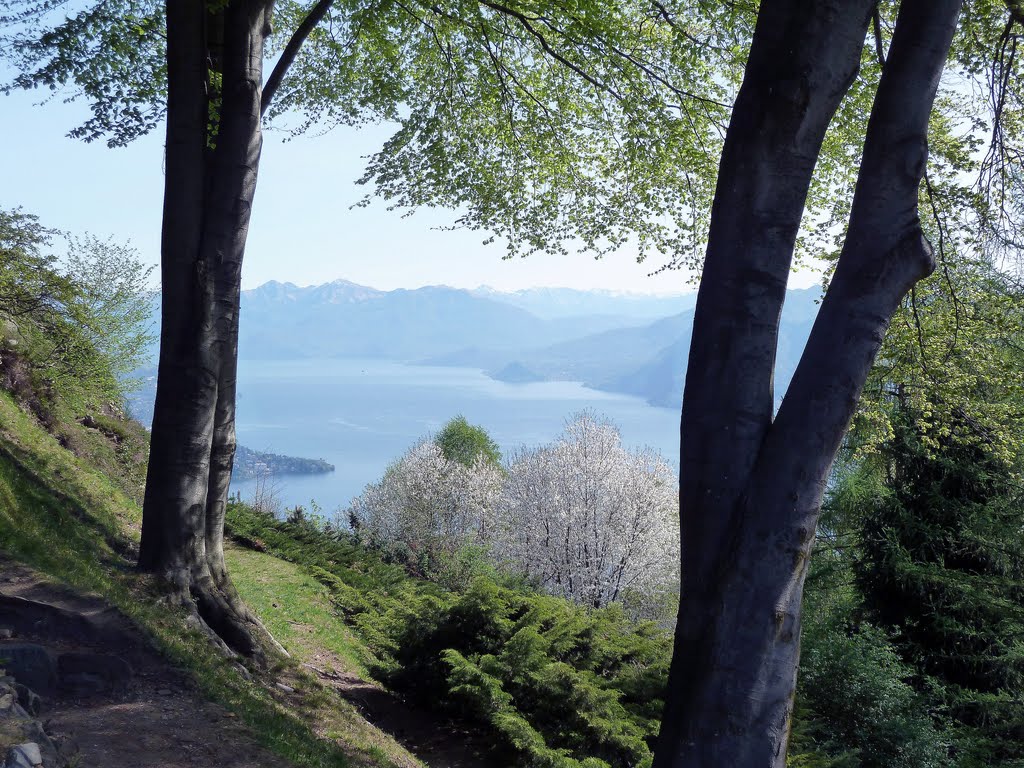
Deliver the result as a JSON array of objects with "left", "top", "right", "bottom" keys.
[{"left": 141, "top": 279, "right": 821, "bottom": 413}]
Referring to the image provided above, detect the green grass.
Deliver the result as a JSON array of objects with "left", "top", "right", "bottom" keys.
[
  {"left": 0, "top": 390, "right": 415, "bottom": 768},
  {"left": 229, "top": 546, "right": 421, "bottom": 767},
  {"left": 228, "top": 545, "right": 371, "bottom": 678}
]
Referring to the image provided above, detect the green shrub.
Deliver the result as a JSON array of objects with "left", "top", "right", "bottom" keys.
[
  {"left": 794, "top": 618, "right": 948, "bottom": 768},
  {"left": 226, "top": 503, "right": 668, "bottom": 767},
  {"left": 362, "top": 579, "right": 668, "bottom": 766}
]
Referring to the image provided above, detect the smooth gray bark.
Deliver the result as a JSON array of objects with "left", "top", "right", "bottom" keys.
[
  {"left": 654, "top": 0, "right": 963, "bottom": 765},
  {"left": 140, "top": 0, "right": 217, "bottom": 581},
  {"left": 140, "top": 0, "right": 274, "bottom": 657}
]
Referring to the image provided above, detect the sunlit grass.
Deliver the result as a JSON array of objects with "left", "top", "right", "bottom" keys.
[
  {"left": 228, "top": 545, "right": 371, "bottom": 678},
  {"left": 230, "top": 546, "right": 421, "bottom": 767}
]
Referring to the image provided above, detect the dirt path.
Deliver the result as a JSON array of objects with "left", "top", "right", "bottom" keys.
[
  {"left": 227, "top": 545, "right": 508, "bottom": 768},
  {"left": 0, "top": 559, "right": 280, "bottom": 768},
  {"left": 294, "top": 651, "right": 503, "bottom": 768},
  {"left": 0, "top": 556, "right": 507, "bottom": 768}
]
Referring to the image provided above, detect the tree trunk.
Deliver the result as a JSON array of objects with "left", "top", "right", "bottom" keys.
[
  {"left": 140, "top": 0, "right": 274, "bottom": 658},
  {"left": 139, "top": 0, "right": 218, "bottom": 583},
  {"left": 654, "top": 0, "right": 963, "bottom": 765}
]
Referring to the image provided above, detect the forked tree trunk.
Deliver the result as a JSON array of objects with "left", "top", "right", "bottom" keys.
[
  {"left": 140, "top": 0, "right": 274, "bottom": 657},
  {"left": 653, "top": 0, "right": 963, "bottom": 765}
]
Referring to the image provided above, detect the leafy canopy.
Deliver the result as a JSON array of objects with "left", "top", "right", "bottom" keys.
[
  {"left": 1, "top": 0, "right": 739, "bottom": 268},
  {"left": 4, "top": 2, "right": 1021, "bottom": 279},
  {"left": 435, "top": 415, "right": 501, "bottom": 468}
]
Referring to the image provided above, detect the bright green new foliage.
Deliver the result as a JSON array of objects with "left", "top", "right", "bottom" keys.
[
  {"left": 0, "top": 209, "right": 154, "bottom": 414},
  {"left": 435, "top": 415, "right": 501, "bottom": 468},
  {"left": 1, "top": 0, "right": 747, "bottom": 269}
]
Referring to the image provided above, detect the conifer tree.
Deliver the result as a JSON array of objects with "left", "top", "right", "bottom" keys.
[{"left": 852, "top": 408, "right": 1024, "bottom": 765}]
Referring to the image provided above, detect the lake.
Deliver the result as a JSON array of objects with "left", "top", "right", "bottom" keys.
[{"left": 228, "top": 358, "right": 680, "bottom": 516}]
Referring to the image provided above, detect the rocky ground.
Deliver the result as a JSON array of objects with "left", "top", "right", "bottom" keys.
[
  {"left": 0, "top": 559, "right": 280, "bottom": 768},
  {"left": 0, "top": 553, "right": 501, "bottom": 768}
]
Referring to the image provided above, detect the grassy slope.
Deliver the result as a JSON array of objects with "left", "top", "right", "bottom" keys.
[
  {"left": 227, "top": 546, "right": 371, "bottom": 678},
  {"left": 0, "top": 390, "right": 416, "bottom": 768},
  {"left": 227, "top": 546, "right": 420, "bottom": 767}
]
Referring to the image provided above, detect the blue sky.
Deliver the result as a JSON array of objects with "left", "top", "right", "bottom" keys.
[{"left": 3, "top": 84, "right": 821, "bottom": 295}]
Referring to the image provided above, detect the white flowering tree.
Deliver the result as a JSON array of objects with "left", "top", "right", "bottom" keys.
[
  {"left": 348, "top": 440, "right": 503, "bottom": 572},
  {"left": 494, "top": 412, "right": 679, "bottom": 611}
]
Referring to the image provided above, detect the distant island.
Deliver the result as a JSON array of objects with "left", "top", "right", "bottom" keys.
[{"left": 232, "top": 444, "right": 334, "bottom": 480}]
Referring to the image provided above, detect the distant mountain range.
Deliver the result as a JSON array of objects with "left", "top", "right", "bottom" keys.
[
  {"left": 470, "top": 285, "right": 698, "bottom": 320},
  {"left": 138, "top": 279, "right": 821, "bottom": 413},
  {"left": 233, "top": 280, "right": 665, "bottom": 360},
  {"left": 423, "top": 287, "right": 820, "bottom": 407}
]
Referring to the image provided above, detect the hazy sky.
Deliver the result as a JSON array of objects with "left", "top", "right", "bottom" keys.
[{"left": 3, "top": 85, "right": 822, "bottom": 295}]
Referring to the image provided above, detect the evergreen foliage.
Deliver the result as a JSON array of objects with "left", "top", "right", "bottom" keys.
[
  {"left": 791, "top": 550, "right": 949, "bottom": 768},
  {"left": 381, "top": 581, "right": 669, "bottom": 768},
  {"left": 795, "top": 253, "right": 1024, "bottom": 767},
  {"left": 851, "top": 409, "right": 1024, "bottom": 766}
]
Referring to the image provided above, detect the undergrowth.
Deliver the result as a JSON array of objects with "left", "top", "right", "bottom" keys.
[{"left": 227, "top": 503, "right": 671, "bottom": 768}]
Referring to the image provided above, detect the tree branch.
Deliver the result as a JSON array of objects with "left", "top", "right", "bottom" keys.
[
  {"left": 1006, "top": 0, "right": 1024, "bottom": 26},
  {"left": 478, "top": 0, "right": 620, "bottom": 100},
  {"left": 761, "top": 0, "right": 964, "bottom": 515},
  {"left": 871, "top": 6, "right": 886, "bottom": 66},
  {"left": 261, "top": 0, "right": 335, "bottom": 117}
]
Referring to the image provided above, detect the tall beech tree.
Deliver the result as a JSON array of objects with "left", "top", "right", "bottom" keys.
[
  {"left": 653, "top": 1, "right": 961, "bottom": 764},
  {"left": 3, "top": 0, "right": 1023, "bottom": 764},
  {"left": 652, "top": 1, "right": 1023, "bottom": 766}
]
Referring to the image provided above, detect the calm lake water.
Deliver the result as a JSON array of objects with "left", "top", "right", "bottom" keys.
[{"left": 229, "top": 358, "right": 680, "bottom": 515}]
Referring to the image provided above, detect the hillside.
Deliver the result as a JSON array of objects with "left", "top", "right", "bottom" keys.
[
  {"left": 1, "top": 245, "right": 679, "bottom": 764},
  {"left": 467, "top": 287, "right": 820, "bottom": 407},
  {"left": 0, "top": 389, "right": 429, "bottom": 767},
  {"left": 0, "top": 240, "right": 429, "bottom": 766},
  {"left": 0, "top": 363, "right": 673, "bottom": 767}
]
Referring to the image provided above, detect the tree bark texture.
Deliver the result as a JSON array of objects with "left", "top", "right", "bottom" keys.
[
  {"left": 140, "top": 0, "right": 274, "bottom": 657},
  {"left": 654, "top": 0, "right": 963, "bottom": 765}
]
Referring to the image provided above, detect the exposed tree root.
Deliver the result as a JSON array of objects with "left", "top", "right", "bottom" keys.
[{"left": 155, "top": 564, "right": 287, "bottom": 665}]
